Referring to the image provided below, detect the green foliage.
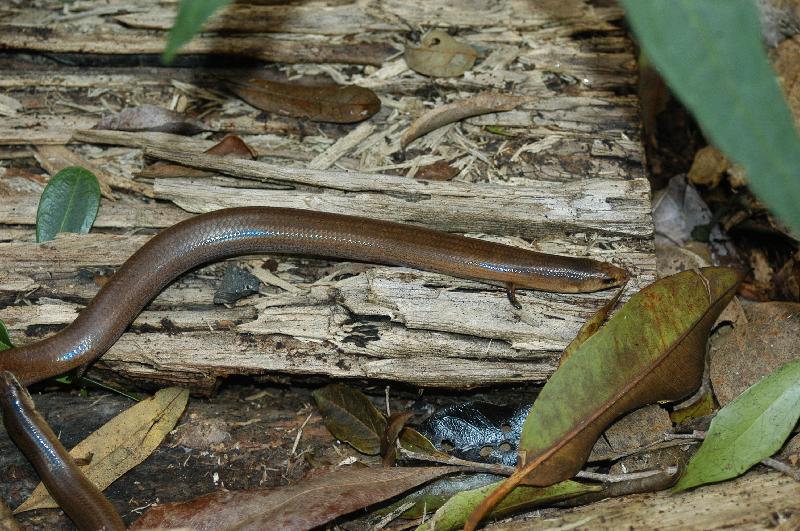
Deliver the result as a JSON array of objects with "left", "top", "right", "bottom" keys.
[
  {"left": 417, "top": 479, "right": 596, "bottom": 531},
  {"left": 517, "top": 268, "right": 739, "bottom": 486},
  {"left": 621, "top": 0, "right": 800, "bottom": 236},
  {"left": 162, "top": 0, "right": 230, "bottom": 64},
  {"left": 35, "top": 166, "right": 100, "bottom": 243},
  {"left": 0, "top": 320, "right": 12, "bottom": 351},
  {"left": 673, "top": 358, "right": 800, "bottom": 492}
]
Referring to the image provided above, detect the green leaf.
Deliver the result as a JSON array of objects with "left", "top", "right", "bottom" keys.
[
  {"left": 376, "top": 474, "right": 500, "bottom": 519},
  {"left": 673, "top": 357, "right": 800, "bottom": 492},
  {"left": 558, "top": 283, "right": 624, "bottom": 366},
  {"left": 35, "top": 166, "right": 100, "bottom": 243},
  {"left": 312, "top": 384, "right": 386, "bottom": 455},
  {"left": 399, "top": 427, "right": 448, "bottom": 457},
  {"left": 0, "top": 320, "right": 13, "bottom": 351},
  {"left": 162, "top": 0, "right": 230, "bottom": 64},
  {"left": 621, "top": 0, "right": 800, "bottom": 236},
  {"left": 417, "top": 479, "right": 597, "bottom": 531},
  {"left": 518, "top": 268, "right": 741, "bottom": 487}
]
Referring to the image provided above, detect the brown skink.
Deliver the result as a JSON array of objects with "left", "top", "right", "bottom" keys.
[
  {"left": 0, "top": 207, "right": 628, "bottom": 385},
  {"left": 0, "top": 371, "right": 125, "bottom": 531}
]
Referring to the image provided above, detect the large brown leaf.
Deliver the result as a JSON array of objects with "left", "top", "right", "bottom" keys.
[
  {"left": 465, "top": 267, "right": 741, "bottom": 529},
  {"left": 131, "top": 466, "right": 457, "bottom": 531},
  {"left": 226, "top": 78, "right": 380, "bottom": 123}
]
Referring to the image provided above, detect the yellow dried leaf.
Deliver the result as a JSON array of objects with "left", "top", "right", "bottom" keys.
[
  {"left": 687, "top": 145, "right": 729, "bottom": 188},
  {"left": 405, "top": 30, "right": 478, "bottom": 78},
  {"left": 15, "top": 387, "right": 188, "bottom": 513}
]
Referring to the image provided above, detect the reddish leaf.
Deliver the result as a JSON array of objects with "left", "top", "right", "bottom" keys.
[
  {"left": 415, "top": 159, "right": 459, "bottom": 181},
  {"left": 131, "top": 466, "right": 457, "bottom": 531},
  {"left": 226, "top": 77, "right": 380, "bottom": 123},
  {"left": 381, "top": 411, "right": 414, "bottom": 466},
  {"left": 140, "top": 135, "right": 257, "bottom": 178}
]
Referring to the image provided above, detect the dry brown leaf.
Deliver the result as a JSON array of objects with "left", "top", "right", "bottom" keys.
[
  {"left": 381, "top": 411, "right": 414, "bottom": 466},
  {"left": 226, "top": 78, "right": 380, "bottom": 124},
  {"left": 415, "top": 159, "right": 460, "bottom": 181},
  {"left": 0, "top": 497, "right": 19, "bottom": 531},
  {"left": 131, "top": 466, "right": 458, "bottom": 530},
  {"left": 401, "top": 92, "right": 530, "bottom": 148},
  {"left": 15, "top": 387, "right": 188, "bottom": 513},
  {"left": 93, "top": 104, "right": 206, "bottom": 134},
  {"left": 710, "top": 301, "right": 800, "bottom": 405},
  {"left": 404, "top": 30, "right": 478, "bottom": 78}
]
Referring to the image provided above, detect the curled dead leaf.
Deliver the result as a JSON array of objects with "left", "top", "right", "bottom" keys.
[
  {"left": 381, "top": 411, "right": 414, "bottom": 466},
  {"left": 139, "top": 135, "right": 257, "bottom": 179},
  {"left": 405, "top": 30, "right": 478, "bottom": 78},
  {"left": 132, "top": 466, "right": 459, "bottom": 530}
]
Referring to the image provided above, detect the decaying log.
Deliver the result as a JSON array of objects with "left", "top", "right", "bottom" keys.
[{"left": 0, "top": 0, "right": 652, "bottom": 391}]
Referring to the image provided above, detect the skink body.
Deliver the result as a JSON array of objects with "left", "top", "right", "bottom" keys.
[{"left": 0, "top": 207, "right": 628, "bottom": 385}]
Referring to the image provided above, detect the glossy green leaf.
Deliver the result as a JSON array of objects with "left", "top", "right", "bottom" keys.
[
  {"left": 162, "top": 0, "right": 230, "bottom": 64},
  {"left": 621, "top": 0, "right": 800, "bottom": 235},
  {"left": 417, "top": 479, "right": 597, "bottom": 531},
  {"left": 559, "top": 283, "right": 625, "bottom": 366},
  {"left": 312, "top": 384, "right": 386, "bottom": 455},
  {"left": 518, "top": 268, "right": 742, "bottom": 486},
  {"left": 0, "top": 320, "right": 12, "bottom": 351},
  {"left": 35, "top": 166, "right": 100, "bottom": 243},
  {"left": 674, "top": 358, "right": 800, "bottom": 492},
  {"left": 465, "top": 269, "right": 742, "bottom": 530}
]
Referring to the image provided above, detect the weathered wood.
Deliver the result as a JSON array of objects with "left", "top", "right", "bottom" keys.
[
  {"left": 0, "top": 0, "right": 652, "bottom": 390},
  {"left": 146, "top": 152, "right": 652, "bottom": 238},
  {"left": 0, "top": 231, "right": 620, "bottom": 391},
  {"left": 489, "top": 471, "right": 800, "bottom": 530},
  {"left": 0, "top": 25, "right": 396, "bottom": 65}
]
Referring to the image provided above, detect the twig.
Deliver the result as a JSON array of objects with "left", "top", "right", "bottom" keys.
[
  {"left": 761, "top": 457, "right": 800, "bottom": 482},
  {"left": 291, "top": 412, "right": 313, "bottom": 455},
  {"left": 400, "top": 448, "right": 678, "bottom": 484},
  {"left": 373, "top": 501, "right": 416, "bottom": 530},
  {"left": 575, "top": 467, "right": 679, "bottom": 484},
  {"left": 663, "top": 430, "right": 706, "bottom": 441},
  {"left": 399, "top": 448, "right": 515, "bottom": 475}
]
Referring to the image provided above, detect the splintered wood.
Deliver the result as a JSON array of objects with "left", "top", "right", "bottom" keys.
[{"left": 0, "top": 0, "right": 653, "bottom": 391}]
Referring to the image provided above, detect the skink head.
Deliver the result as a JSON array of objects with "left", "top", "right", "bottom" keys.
[{"left": 594, "top": 261, "right": 629, "bottom": 290}]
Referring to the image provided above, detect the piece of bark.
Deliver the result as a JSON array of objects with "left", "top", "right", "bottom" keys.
[
  {"left": 487, "top": 471, "right": 800, "bottom": 530},
  {"left": 34, "top": 145, "right": 115, "bottom": 200},
  {"left": 0, "top": 25, "right": 395, "bottom": 66}
]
